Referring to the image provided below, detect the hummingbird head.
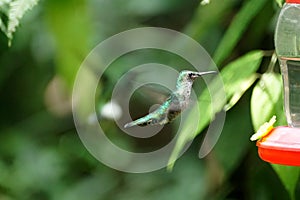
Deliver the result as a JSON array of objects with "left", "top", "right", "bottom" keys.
[
  {"left": 178, "top": 70, "right": 217, "bottom": 83},
  {"left": 175, "top": 70, "right": 217, "bottom": 97}
]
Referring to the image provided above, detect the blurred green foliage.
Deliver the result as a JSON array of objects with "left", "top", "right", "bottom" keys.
[{"left": 0, "top": 0, "right": 299, "bottom": 200}]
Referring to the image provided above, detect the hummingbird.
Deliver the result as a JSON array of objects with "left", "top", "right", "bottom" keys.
[{"left": 124, "top": 70, "right": 217, "bottom": 128}]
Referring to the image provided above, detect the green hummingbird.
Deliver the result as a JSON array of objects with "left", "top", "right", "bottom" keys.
[{"left": 124, "top": 70, "right": 217, "bottom": 128}]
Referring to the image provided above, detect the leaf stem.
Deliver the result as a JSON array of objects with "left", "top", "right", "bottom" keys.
[{"left": 266, "top": 52, "right": 278, "bottom": 73}]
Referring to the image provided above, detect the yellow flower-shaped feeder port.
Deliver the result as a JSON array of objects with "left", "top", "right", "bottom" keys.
[{"left": 250, "top": 116, "right": 276, "bottom": 141}]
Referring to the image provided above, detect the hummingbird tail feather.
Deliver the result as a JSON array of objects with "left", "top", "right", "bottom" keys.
[
  {"left": 124, "top": 115, "right": 154, "bottom": 128},
  {"left": 124, "top": 121, "right": 136, "bottom": 128}
]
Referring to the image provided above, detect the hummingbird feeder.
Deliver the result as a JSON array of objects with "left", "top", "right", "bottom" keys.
[
  {"left": 255, "top": 0, "right": 300, "bottom": 166},
  {"left": 257, "top": 127, "right": 300, "bottom": 166}
]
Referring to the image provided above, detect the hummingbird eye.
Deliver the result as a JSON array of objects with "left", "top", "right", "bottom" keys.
[{"left": 188, "top": 73, "right": 197, "bottom": 79}]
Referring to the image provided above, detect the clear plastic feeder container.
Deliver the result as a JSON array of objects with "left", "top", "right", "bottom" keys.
[{"left": 275, "top": 0, "right": 300, "bottom": 127}]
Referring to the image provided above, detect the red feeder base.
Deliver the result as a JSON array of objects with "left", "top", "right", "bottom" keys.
[{"left": 257, "top": 126, "right": 300, "bottom": 166}]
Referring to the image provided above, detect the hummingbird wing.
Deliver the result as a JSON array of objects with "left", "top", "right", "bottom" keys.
[
  {"left": 134, "top": 84, "right": 171, "bottom": 104},
  {"left": 165, "top": 94, "right": 182, "bottom": 122}
]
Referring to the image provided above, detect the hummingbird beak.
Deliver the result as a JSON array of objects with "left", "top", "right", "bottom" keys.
[
  {"left": 195, "top": 71, "right": 217, "bottom": 76},
  {"left": 190, "top": 71, "right": 217, "bottom": 79}
]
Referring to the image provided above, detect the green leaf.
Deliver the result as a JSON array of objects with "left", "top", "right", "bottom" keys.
[
  {"left": 210, "top": 50, "right": 264, "bottom": 131},
  {"left": 0, "top": 0, "right": 11, "bottom": 34},
  {"left": 0, "top": 17, "right": 7, "bottom": 34},
  {"left": 184, "top": 0, "right": 236, "bottom": 41},
  {"left": 272, "top": 165, "right": 300, "bottom": 200},
  {"left": 224, "top": 72, "right": 258, "bottom": 111},
  {"left": 7, "top": 0, "right": 39, "bottom": 46},
  {"left": 0, "top": 0, "right": 11, "bottom": 15},
  {"left": 0, "top": 0, "right": 12, "bottom": 8},
  {"left": 213, "top": 0, "right": 268, "bottom": 65},
  {"left": 215, "top": 50, "right": 264, "bottom": 121},
  {"left": 275, "top": 0, "right": 284, "bottom": 7},
  {"left": 251, "top": 73, "right": 285, "bottom": 131},
  {"left": 45, "top": 0, "right": 91, "bottom": 88},
  {"left": 168, "top": 51, "right": 264, "bottom": 169}
]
